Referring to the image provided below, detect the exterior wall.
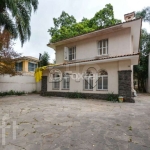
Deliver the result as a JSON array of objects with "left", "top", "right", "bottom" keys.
[
  {"left": 23, "top": 60, "right": 29, "bottom": 72},
  {"left": 43, "top": 60, "right": 132, "bottom": 95},
  {"left": 56, "top": 28, "right": 131, "bottom": 64},
  {"left": 118, "top": 70, "right": 134, "bottom": 102},
  {"left": 0, "top": 75, "right": 41, "bottom": 92}
]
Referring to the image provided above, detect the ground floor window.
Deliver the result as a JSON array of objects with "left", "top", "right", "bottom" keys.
[
  {"left": 53, "top": 73, "right": 60, "bottom": 89},
  {"left": 84, "top": 70, "right": 93, "bottom": 90},
  {"left": 97, "top": 70, "right": 108, "bottom": 90},
  {"left": 62, "top": 73, "right": 70, "bottom": 89}
]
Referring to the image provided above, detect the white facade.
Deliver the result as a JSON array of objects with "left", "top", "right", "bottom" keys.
[{"left": 56, "top": 28, "right": 132, "bottom": 64}]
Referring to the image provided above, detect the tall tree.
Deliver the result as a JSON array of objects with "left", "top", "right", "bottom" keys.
[
  {"left": 0, "top": 0, "right": 39, "bottom": 46},
  {"left": 134, "top": 7, "right": 150, "bottom": 92},
  {"left": 136, "top": 7, "right": 150, "bottom": 23},
  {"left": 39, "top": 51, "right": 50, "bottom": 67},
  {"left": 48, "top": 4, "right": 121, "bottom": 43}
]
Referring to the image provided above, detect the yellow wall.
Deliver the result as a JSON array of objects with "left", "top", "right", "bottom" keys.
[{"left": 23, "top": 60, "right": 28, "bottom": 72}]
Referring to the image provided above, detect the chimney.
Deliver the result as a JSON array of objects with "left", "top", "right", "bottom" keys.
[{"left": 124, "top": 12, "right": 135, "bottom": 22}]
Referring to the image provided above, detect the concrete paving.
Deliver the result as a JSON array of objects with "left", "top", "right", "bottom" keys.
[{"left": 0, "top": 94, "right": 150, "bottom": 150}]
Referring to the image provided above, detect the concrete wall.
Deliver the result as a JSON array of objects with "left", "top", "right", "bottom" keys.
[
  {"left": 56, "top": 28, "right": 132, "bottom": 64},
  {"left": 43, "top": 60, "right": 132, "bottom": 94},
  {"left": 0, "top": 74, "right": 41, "bottom": 92}
]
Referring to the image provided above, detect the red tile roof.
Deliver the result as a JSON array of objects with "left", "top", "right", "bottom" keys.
[{"left": 52, "top": 53, "right": 139, "bottom": 67}]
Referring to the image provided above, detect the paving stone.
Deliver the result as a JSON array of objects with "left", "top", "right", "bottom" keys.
[{"left": 0, "top": 94, "right": 150, "bottom": 149}]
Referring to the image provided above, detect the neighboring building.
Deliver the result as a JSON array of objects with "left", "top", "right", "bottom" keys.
[
  {"left": 15, "top": 56, "right": 39, "bottom": 75},
  {"left": 43, "top": 12, "right": 142, "bottom": 102},
  {"left": 0, "top": 56, "right": 40, "bottom": 93}
]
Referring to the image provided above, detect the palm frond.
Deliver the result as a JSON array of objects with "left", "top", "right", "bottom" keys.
[{"left": 0, "top": 13, "right": 17, "bottom": 38}]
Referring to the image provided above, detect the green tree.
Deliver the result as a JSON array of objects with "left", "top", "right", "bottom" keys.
[
  {"left": 39, "top": 51, "right": 50, "bottom": 67},
  {"left": 0, "top": 0, "right": 39, "bottom": 46},
  {"left": 136, "top": 6, "right": 150, "bottom": 23},
  {"left": 48, "top": 4, "right": 121, "bottom": 43},
  {"left": 134, "top": 7, "right": 150, "bottom": 92}
]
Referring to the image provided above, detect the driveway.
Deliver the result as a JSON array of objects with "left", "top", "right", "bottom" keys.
[{"left": 0, "top": 94, "right": 150, "bottom": 150}]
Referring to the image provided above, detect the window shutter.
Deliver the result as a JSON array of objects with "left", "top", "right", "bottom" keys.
[{"left": 64, "top": 47, "right": 69, "bottom": 60}]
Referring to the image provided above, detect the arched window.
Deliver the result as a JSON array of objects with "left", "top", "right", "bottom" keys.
[
  {"left": 53, "top": 72, "right": 60, "bottom": 89},
  {"left": 84, "top": 70, "right": 93, "bottom": 90},
  {"left": 97, "top": 70, "right": 108, "bottom": 90},
  {"left": 62, "top": 73, "right": 70, "bottom": 89}
]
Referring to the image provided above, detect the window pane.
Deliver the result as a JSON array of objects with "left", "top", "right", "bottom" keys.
[
  {"left": 89, "top": 77, "right": 93, "bottom": 89},
  {"left": 103, "top": 77, "right": 108, "bottom": 89},
  {"left": 69, "top": 47, "right": 76, "bottom": 60},
  {"left": 98, "top": 77, "right": 102, "bottom": 89},
  {"left": 16, "top": 62, "right": 22, "bottom": 71},
  {"left": 103, "top": 48, "right": 106, "bottom": 54},
  {"left": 84, "top": 78, "right": 88, "bottom": 89},
  {"left": 100, "top": 49, "right": 102, "bottom": 55},
  {"left": 99, "top": 41, "right": 102, "bottom": 48},
  {"left": 103, "top": 40, "right": 106, "bottom": 47},
  {"left": 28, "top": 62, "right": 37, "bottom": 71},
  {"left": 62, "top": 77, "right": 70, "bottom": 89}
]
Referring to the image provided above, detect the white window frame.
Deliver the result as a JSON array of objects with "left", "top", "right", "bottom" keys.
[
  {"left": 84, "top": 75, "right": 93, "bottom": 90},
  {"left": 62, "top": 74, "right": 70, "bottom": 89},
  {"left": 53, "top": 76, "right": 60, "bottom": 90},
  {"left": 69, "top": 46, "right": 76, "bottom": 61},
  {"left": 97, "top": 75, "right": 108, "bottom": 90},
  {"left": 28, "top": 62, "right": 37, "bottom": 72},
  {"left": 98, "top": 39, "right": 108, "bottom": 55}
]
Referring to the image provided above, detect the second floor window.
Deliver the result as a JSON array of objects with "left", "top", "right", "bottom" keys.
[
  {"left": 98, "top": 39, "right": 108, "bottom": 55},
  {"left": 28, "top": 62, "right": 37, "bottom": 71},
  {"left": 69, "top": 47, "right": 76, "bottom": 61},
  {"left": 15, "top": 62, "right": 23, "bottom": 71}
]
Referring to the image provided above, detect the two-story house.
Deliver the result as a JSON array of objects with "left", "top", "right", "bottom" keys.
[{"left": 42, "top": 12, "right": 142, "bottom": 102}]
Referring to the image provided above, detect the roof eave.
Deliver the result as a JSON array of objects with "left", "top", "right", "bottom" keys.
[{"left": 47, "top": 54, "right": 139, "bottom": 69}]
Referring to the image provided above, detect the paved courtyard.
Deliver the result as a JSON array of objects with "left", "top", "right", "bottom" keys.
[{"left": 0, "top": 94, "right": 150, "bottom": 150}]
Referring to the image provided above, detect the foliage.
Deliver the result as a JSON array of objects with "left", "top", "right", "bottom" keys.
[
  {"left": 107, "top": 93, "right": 118, "bottom": 102},
  {"left": 134, "top": 7, "right": 150, "bottom": 92},
  {"left": 66, "top": 92, "right": 86, "bottom": 99},
  {"left": 0, "top": 0, "right": 39, "bottom": 46},
  {"left": 0, "top": 30, "right": 21, "bottom": 75},
  {"left": 136, "top": 6, "right": 150, "bottom": 23},
  {"left": 48, "top": 4, "right": 121, "bottom": 43},
  {"left": 0, "top": 90, "right": 25, "bottom": 96},
  {"left": 39, "top": 51, "right": 50, "bottom": 67}
]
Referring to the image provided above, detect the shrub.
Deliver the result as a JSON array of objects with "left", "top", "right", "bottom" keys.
[
  {"left": 107, "top": 92, "right": 118, "bottom": 102},
  {"left": 66, "top": 92, "right": 86, "bottom": 99},
  {"left": 0, "top": 90, "right": 25, "bottom": 97}
]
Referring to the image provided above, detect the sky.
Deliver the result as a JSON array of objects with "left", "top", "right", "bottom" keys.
[{"left": 14, "top": 0, "right": 150, "bottom": 62}]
